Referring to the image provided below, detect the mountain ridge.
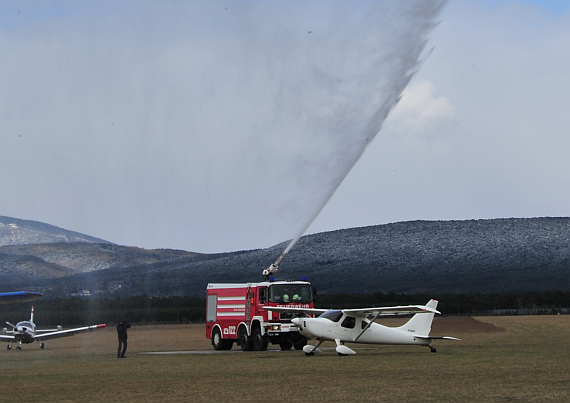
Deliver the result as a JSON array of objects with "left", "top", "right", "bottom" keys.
[
  {"left": 0, "top": 215, "right": 110, "bottom": 245},
  {"left": 1, "top": 216, "right": 569, "bottom": 297}
]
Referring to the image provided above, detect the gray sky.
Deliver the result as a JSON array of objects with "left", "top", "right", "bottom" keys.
[{"left": 2, "top": 1, "right": 569, "bottom": 253}]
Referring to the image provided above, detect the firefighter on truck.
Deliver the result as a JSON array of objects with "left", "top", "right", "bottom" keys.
[{"left": 206, "top": 279, "right": 314, "bottom": 351}]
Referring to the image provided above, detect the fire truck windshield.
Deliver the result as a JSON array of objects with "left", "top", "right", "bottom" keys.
[{"left": 268, "top": 284, "right": 312, "bottom": 304}]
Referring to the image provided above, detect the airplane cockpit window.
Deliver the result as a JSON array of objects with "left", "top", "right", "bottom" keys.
[
  {"left": 320, "top": 310, "right": 343, "bottom": 322},
  {"left": 268, "top": 284, "right": 313, "bottom": 304},
  {"left": 341, "top": 316, "right": 356, "bottom": 329}
]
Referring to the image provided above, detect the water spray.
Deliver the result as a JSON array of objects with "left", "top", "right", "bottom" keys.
[
  {"left": 260, "top": 0, "right": 446, "bottom": 280},
  {"left": 263, "top": 138, "right": 370, "bottom": 279}
]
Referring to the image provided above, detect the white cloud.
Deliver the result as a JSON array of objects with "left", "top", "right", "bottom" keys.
[{"left": 384, "top": 81, "right": 456, "bottom": 137}]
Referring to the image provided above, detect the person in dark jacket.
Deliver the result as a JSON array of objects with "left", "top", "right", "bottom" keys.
[{"left": 116, "top": 319, "right": 131, "bottom": 358}]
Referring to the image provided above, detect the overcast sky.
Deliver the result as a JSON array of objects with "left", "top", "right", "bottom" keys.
[{"left": 2, "top": 1, "right": 569, "bottom": 254}]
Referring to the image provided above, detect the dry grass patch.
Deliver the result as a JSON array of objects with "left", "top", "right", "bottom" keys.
[{"left": 1, "top": 316, "right": 568, "bottom": 402}]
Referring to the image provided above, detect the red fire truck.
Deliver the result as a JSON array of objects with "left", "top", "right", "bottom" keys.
[{"left": 206, "top": 279, "right": 314, "bottom": 351}]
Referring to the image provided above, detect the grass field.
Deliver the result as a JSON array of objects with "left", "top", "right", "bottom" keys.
[{"left": 1, "top": 316, "right": 568, "bottom": 402}]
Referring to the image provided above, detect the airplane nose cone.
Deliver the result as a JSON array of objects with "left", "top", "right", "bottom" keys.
[{"left": 291, "top": 318, "right": 302, "bottom": 327}]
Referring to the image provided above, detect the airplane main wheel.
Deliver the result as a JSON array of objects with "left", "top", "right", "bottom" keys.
[
  {"left": 430, "top": 347, "right": 437, "bottom": 353},
  {"left": 7, "top": 345, "right": 11, "bottom": 350},
  {"left": 16, "top": 346, "right": 22, "bottom": 350},
  {"left": 305, "top": 352, "right": 315, "bottom": 356},
  {"left": 40, "top": 343, "right": 45, "bottom": 349}
]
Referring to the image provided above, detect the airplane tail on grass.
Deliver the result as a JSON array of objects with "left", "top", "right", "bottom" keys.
[{"left": 397, "top": 299, "right": 438, "bottom": 337}]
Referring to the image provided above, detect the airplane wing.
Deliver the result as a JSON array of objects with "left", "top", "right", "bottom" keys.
[
  {"left": 0, "top": 335, "right": 15, "bottom": 342},
  {"left": 33, "top": 324, "right": 106, "bottom": 341},
  {"left": 342, "top": 304, "right": 440, "bottom": 318},
  {"left": 263, "top": 306, "right": 328, "bottom": 315},
  {"left": 0, "top": 291, "right": 43, "bottom": 304}
]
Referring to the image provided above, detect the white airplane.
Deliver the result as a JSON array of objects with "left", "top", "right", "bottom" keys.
[
  {"left": 1, "top": 306, "right": 106, "bottom": 350},
  {"left": 265, "top": 299, "right": 459, "bottom": 356}
]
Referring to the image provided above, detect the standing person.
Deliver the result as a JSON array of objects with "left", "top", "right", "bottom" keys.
[{"left": 116, "top": 319, "right": 131, "bottom": 358}]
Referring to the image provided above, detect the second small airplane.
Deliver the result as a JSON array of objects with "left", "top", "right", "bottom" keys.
[
  {"left": 265, "top": 299, "right": 459, "bottom": 356},
  {"left": 1, "top": 307, "right": 106, "bottom": 350}
]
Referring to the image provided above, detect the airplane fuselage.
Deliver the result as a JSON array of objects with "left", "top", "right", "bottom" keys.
[
  {"left": 293, "top": 314, "right": 430, "bottom": 346},
  {"left": 11, "top": 320, "right": 36, "bottom": 344}
]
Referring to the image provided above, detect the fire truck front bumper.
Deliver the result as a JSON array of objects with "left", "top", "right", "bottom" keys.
[{"left": 266, "top": 323, "right": 298, "bottom": 335}]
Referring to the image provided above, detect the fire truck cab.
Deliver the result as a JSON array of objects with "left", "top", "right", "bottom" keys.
[{"left": 206, "top": 280, "right": 314, "bottom": 351}]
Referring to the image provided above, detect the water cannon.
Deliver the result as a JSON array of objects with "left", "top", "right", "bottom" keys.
[
  {"left": 263, "top": 252, "right": 287, "bottom": 280},
  {"left": 263, "top": 264, "right": 278, "bottom": 281}
]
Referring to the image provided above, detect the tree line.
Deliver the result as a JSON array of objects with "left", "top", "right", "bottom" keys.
[
  {"left": 1, "top": 291, "right": 568, "bottom": 327},
  {"left": 0, "top": 295, "right": 205, "bottom": 327},
  {"left": 315, "top": 290, "right": 570, "bottom": 314}
]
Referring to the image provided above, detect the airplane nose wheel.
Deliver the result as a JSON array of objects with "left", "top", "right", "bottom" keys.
[{"left": 16, "top": 346, "right": 22, "bottom": 351}]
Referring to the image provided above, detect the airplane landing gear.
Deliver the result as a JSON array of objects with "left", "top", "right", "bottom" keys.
[
  {"left": 304, "top": 339, "right": 324, "bottom": 356},
  {"left": 430, "top": 346, "right": 437, "bottom": 353},
  {"left": 7, "top": 345, "right": 11, "bottom": 350},
  {"left": 16, "top": 346, "right": 22, "bottom": 350},
  {"left": 39, "top": 342, "right": 45, "bottom": 349}
]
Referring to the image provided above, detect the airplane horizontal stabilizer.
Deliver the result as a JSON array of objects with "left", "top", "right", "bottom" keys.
[{"left": 414, "top": 335, "right": 461, "bottom": 341}]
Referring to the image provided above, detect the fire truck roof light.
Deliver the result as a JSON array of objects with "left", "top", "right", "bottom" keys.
[
  {"left": 302, "top": 276, "right": 307, "bottom": 281},
  {"left": 269, "top": 276, "right": 275, "bottom": 282}
]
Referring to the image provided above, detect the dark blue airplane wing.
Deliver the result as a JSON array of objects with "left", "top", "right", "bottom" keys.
[{"left": 0, "top": 291, "right": 43, "bottom": 304}]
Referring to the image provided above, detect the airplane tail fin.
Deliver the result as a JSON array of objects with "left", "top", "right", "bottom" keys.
[
  {"left": 397, "top": 299, "right": 438, "bottom": 337},
  {"left": 31, "top": 306, "right": 34, "bottom": 323}
]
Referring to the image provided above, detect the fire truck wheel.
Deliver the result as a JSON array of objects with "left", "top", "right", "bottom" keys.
[
  {"left": 238, "top": 326, "right": 253, "bottom": 351},
  {"left": 252, "top": 328, "right": 268, "bottom": 351},
  {"left": 294, "top": 340, "right": 307, "bottom": 350},
  {"left": 212, "top": 328, "right": 232, "bottom": 350},
  {"left": 279, "top": 341, "right": 292, "bottom": 351}
]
